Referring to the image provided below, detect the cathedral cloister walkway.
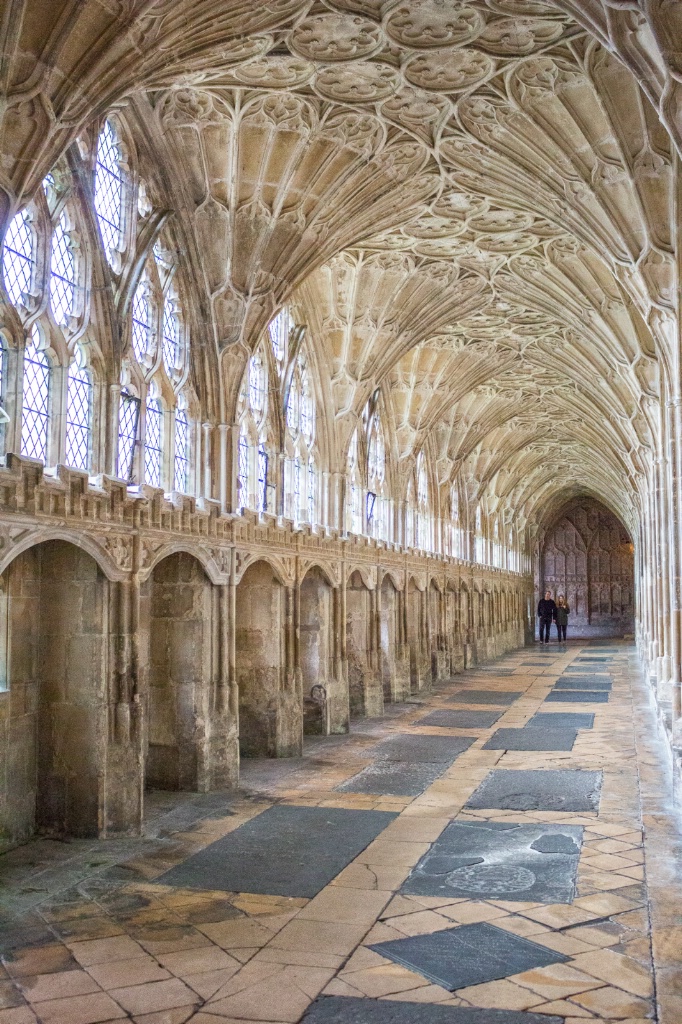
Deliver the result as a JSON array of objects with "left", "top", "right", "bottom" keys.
[{"left": 0, "top": 642, "right": 679, "bottom": 1024}]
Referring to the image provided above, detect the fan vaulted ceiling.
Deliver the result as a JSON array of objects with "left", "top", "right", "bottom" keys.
[{"left": 1, "top": 0, "right": 679, "bottom": 538}]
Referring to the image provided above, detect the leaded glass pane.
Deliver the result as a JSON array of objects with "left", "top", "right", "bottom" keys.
[
  {"left": 257, "top": 444, "right": 268, "bottom": 514},
  {"left": 144, "top": 397, "right": 162, "bottom": 487},
  {"left": 132, "top": 278, "right": 151, "bottom": 362},
  {"left": 21, "top": 333, "right": 50, "bottom": 461},
  {"left": 238, "top": 430, "right": 249, "bottom": 510},
  {"left": 248, "top": 354, "right": 265, "bottom": 415},
  {"left": 268, "top": 308, "right": 293, "bottom": 367},
  {"left": 301, "top": 384, "right": 314, "bottom": 444},
  {"left": 49, "top": 211, "right": 75, "bottom": 326},
  {"left": 65, "top": 360, "right": 92, "bottom": 471},
  {"left": 174, "top": 407, "right": 189, "bottom": 492},
  {"left": 307, "top": 459, "right": 315, "bottom": 524},
  {"left": 94, "top": 120, "right": 124, "bottom": 263},
  {"left": 2, "top": 210, "right": 34, "bottom": 307},
  {"left": 286, "top": 380, "right": 299, "bottom": 435},
  {"left": 294, "top": 456, "right": 302, "bottom": 518},
  {"left": 162, "top": 296, "right": 179, "bottom": 377},
  {"left": 118, "top": 390, "right": 140, "bottom": 480}
]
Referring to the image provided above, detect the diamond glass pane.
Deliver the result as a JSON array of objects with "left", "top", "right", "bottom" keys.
[
  {"left": 162, "top": 297, "right": 179, "bottom": 377},
  {"left": 174, "top": 408, "right": 189, "bottom": 492},
  {"left": 268, "top": 308, "right": 293, "bottom": 366},
  {"left": 132, "top": 280, "right": 151, "bottom": 362},
  {"left": 49, "top": 211, "right": 75, "bottom": 326},
  {"left": 94, "top": 120, "right": 124, "bottom": 262},
  {"left": 118, "top": 391, "right": 140, "bottom": 480},
  {"left": 286, "top": 382, "right": 299, "bottom": 435},
  {"left": 144, "top": 397, "right": 163, "bottom": 487},
  {"left": 21, "top": 336, "right": 50, "bottom": 461},
  {"left": 3, "top": 210, "right": 34, "bottom": 307},
  {"left": 65, "top": 361, "right": 92, "bottom": 471}
]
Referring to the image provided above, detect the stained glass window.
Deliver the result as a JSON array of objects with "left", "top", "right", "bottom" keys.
[
  {"left": 49, "top": 211, "right": 75, "bottom": 326},
  {"left": 144, "top": 395, "right": 162, "bottom": 487},
  {"left": 94, "top": 119, "right": 125, "bottom": 264},
  {"left": 174, "top": 406, "right": 189, "bottom": 492},
  {"left": 301, "top": 377, "right": 314, "bottom": 444},
  {"left": 286, "top": 382, "right": 299, "bottom": 435},
  {"left": 132, "top": 277, "right": 151, "bottom": 362},
  {"left": 21, "top": 331, "right": 50, "bottom": 461},
  {"left": 117, "top": 389, "right": 140, "bottom": 480},
  {"left": 2, "top": 209, "right": 34, "bottom": 307},
  {"left": 162, "top": 294, "right": 179, "bottom": 377},
  {"left": 65, "top": 354, "right": 92, "bottom": 471}
]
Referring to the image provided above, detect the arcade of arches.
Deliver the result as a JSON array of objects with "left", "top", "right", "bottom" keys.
[{"left": 0, "top": 2, "right": 681, "bottom": 1018}]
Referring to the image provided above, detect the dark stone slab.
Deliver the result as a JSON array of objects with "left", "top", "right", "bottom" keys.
[
  {"left": 336, "top": 760, "right": 447, "bottom": 796},
  {"left": 157, "top": 805, "right": 397, "bottom": 898},
  {"left": 545, "top": 690, "right": 609, "bottom": 703},
  {"left": 370, "top": 734, "right": 476, "bottom": 763},
  {"left": 448, "top": 690, "right": 522, "bottom": 705},
  {"left": 555, "top": 678, "right": 611, "bottom": 691},
  {"left": 482, "top": 728, "right": 578, "bottom": 751},
  {"left": 576, "top": 656, "right": 610, "bottom": 662},
  {"left": 564, "top": 666, "right": 611, "bottom": 674},
  {"left": 402, "top": 821, "right": 582, "bottom": 903},
  {"left": 370, "top": 921, "right": 568, "bottom": 991},
  {"left": 302, "top": 997, "right": 563, "bottom": 1024},
  {"left": 416, "top": 710, "right": 504, "bottom": 729},
  {"left": 527, "top": 712, "right": 595, "bottom": 730},
  {"left": 464, "top": 769, "right": 602, "bottom": 812}
]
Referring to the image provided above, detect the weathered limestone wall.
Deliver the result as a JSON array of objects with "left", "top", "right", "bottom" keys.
[{"left": 0, "top": 465, "right": 532, "bottom": 852}]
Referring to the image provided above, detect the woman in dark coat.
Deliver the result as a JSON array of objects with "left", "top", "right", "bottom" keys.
[{"left": 555, "top": 595, "right": 570, "bottom": 642}]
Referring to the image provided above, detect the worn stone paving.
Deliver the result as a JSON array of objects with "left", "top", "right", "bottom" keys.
[{"left": 1, "top": 641, "right": 681, "bottom": 1023}]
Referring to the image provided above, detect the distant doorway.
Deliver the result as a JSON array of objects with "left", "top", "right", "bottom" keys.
[{"left": 538, "top": 497, "right": 634, "bottom": 638}]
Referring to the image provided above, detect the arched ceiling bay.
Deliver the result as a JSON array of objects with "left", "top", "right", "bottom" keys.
[{"left": 1, "top": 0, "right": 678, "bottom": 532}]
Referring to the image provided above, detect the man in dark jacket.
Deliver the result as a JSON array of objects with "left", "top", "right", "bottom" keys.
[{"left": 537, "top": 591, "right": 556, "bottom": 644}]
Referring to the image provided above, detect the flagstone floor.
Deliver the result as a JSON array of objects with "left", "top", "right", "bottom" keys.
[{"left": 1, "top": 641, "right": 681, "bottom": 1024}]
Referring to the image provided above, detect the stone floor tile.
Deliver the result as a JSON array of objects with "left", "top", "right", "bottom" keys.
[
  {"left": 17, "top": 969, "right": 101, "bottom": 1003},
  {"left": 336, "top": 963, "right": 427, "bottom": 998},
  {"left": 207, "top": 965, "right": 334, "bottom": 1022},
  {"left": 68, "top": 935, "right": 147, "bottom": 967},
  {"left": 0, "top": 1010, "right": 38, "bottom": 1024},
  {"left": 183, "top": 967, "right": 242, "bottom": 999},
  {"left": 132, "top": 1010, "right": 195, "bottom": 1024},
  {"left": 532, "top": 1000, "right": 594, "bottom": 1017},
  {"left": 296, "top": 887, "right": 390, "bottom": 925},
  {"left": 455, "top": 977, "right": 544, "bottom": 1009},
  {"left": 157, "top": 948, "right": 241, "bottom": 978},
  {"left": 26, "top": 991, "right": 126, "bottom": 1024},
  {"left": 2, "top": 945, "right": 77, "bottom": 978},
  {"left": 569, "top": 985, "right": 653, "bottom": 1018},
  {"left": 267, "top": 920, "right": 370, "bottom": 956},
  {"left": 511, "top": 962, "right": 605, "bottom": 999},
  {"left": 569, "top": 950, "right": 654, "bottom": 997},
  {"left": 109, "top": 978, "right": 198, "bottom": 1016},
  {"left": 86, "top": 955, "right": 172, "bottom": 989}
]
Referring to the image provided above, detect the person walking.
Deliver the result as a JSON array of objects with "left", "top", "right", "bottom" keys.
[
  {"left": 537, "top": 590, "right": 556, "bottom": 644},
  {"left": 555, "top": 595, "right": 570, "bottom": 643}
]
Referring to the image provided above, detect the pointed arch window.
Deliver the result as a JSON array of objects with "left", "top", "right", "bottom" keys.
[
  {"left": 132, "top": 276, "right": 152, "bottom": 363},
  {"left": 94, "top": 119, "right": 125, "bottom": 265},
  {"left": 65, "top": 350, "right": 92, "bottom": 471},
  {"left": 257, "top": 443, "right": 268, "bottom": 514},
  {"left": 367, "top": 413, "right": 388, "bottom": 541},
  {"left": 347, "top": 430, "right": 363, "bottom": 535},
  {"left": 248, "top": 352, "right": 266, "bottom": 416},
  {"left": 284, "top": 347, "right": 317, "bottom": 525},
  {"left": 21, "top": 330, "right": 51, "bottom": 462},
  {"left": 2, "top": 209, "right": 34, "bottom": 307},
  {"left": 174, "top": 403, "right": 190, "bottom": 493},
  {"left": 144, "top": 393, "right": 163, "bottom": 487},
  {"left": 117, "top": 388, "right": 140, "bottom": 481},
  {"left": 49, "top": 211, "right": 76, "bottom": 326}
]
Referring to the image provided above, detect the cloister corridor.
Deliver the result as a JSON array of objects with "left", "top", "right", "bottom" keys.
[
  {"left": 1, "top": 641, "right": 681, "bottom": 1024},
  {"left": 2, "top": 0, "right": 682, "bottom": 1022}
]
